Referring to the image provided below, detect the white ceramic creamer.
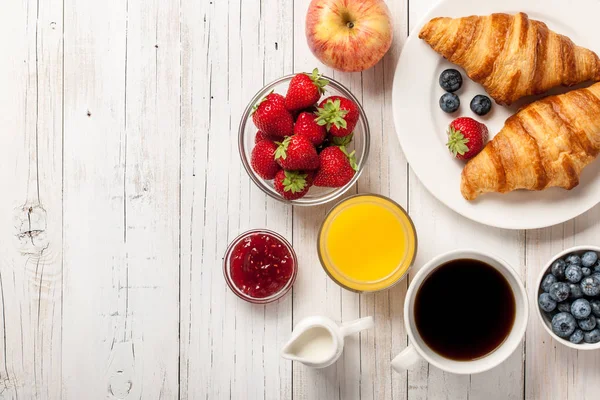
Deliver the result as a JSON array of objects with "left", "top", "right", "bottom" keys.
[{"left": 281, "top": 316, "right": 374, "bottom": 368}]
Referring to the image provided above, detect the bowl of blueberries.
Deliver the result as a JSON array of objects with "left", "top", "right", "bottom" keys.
[{"left": 536, "top": 246, "right": 600, "bottom": 349}]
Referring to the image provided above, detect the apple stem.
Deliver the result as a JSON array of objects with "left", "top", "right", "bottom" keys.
[{"left": 346, "top": 21, "right": 354, "bottom": 29}]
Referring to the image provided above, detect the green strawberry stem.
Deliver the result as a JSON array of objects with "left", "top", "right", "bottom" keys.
[
  {"left": 283, "top": 171, "right": 308, "bottom": 193},
  {"left": 310, "top": 68, "right": 329, "bottom": 95},
  {"left": 446, "top": 127, "right": 470, "bottom": 156},
  {"left": 274, "top": 137, "right": 291, "bottom": 160},
  {"left": 331, "top": 132, "right": 353, "bottom": 146},
  {"left": 251, "top": 89, "right": 274, "bottom": 115},
  {"left": 315, "top": 99, "right": 349, "bottom": 131},
  {"left": 339, "top": 146, "right": 358, "bottom": 172}
]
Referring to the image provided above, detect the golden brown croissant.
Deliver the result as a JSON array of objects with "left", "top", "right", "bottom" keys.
[
  {"left": 461, "top": 82, "right": 600, "bottom": 200},
  {"left": 419, "top": 13, "right": 600, "bottom": 105}
]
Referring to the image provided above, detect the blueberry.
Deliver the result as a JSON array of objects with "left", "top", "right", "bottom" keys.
[
  {"left": 470, "top": 95, "right": 492, "bottom": 116},
  {"left": 571, "top": 299, "right": 592, "bottom": 319},
  {"left": 582, "top": 266, "right": 592, "bottom": 277},
  {"left": 541, "top": 274, "right": 556, "bottom": 292},
  {"left": 557, "top": 301, "right": 571, "bottom": 313},
  {"left": 551, "top": 312, "right": 577, "bottom": 338},
  {"left": 538, "top": 293, "right": 557, "bottom": 312},
  {"left": 584, "top": 328, "right": 600, "bottom": 343},
  {"left": 565, "top": 265, "right": 583, "bottom": 283},
  {"left": 580, "top": 276, "right": 600, "bottom": 296},
  {"left": 565, "top": 254, "right": 582, "bottom": 266},
  {"left": 581, "top": 251, "right": 598, "bottom": 267},
  {"left": 551, "top": 259, "right": 567, "bottom": 279},
  {"left": 590, "top": 299, "right": 600, "bottom": 317},
  {"left": 569, "top": 283, "right": 584, "bottom": 299},
  {"left": 594, "top": 263, "right": 600, "bottom": 273},
  {"left": 439, "top": 93, "right": 460, "bottom": 113},
  {"left": 570, "top": 329, "right": 584, "bottom": 344},
  {"left": 439, "top": 69, "right": 462, "bottom": 92},
  {"left": 549, "top": 282, "right": 570, "bottom": 302},
  {"left": 579, "top": 315, "right": 597, "bottom": 331}
]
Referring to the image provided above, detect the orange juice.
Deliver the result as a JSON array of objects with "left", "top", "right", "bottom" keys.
[{"left": 318, "top": 194, "right": 417, "bottom": 292}]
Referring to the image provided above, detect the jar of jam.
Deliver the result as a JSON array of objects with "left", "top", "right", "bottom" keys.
[{"left": 223, "top": 229, "right": 297, "bottom": 304}]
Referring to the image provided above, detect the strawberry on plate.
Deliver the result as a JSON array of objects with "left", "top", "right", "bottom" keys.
[
  {"left": 315, "top": 96, "right": 359, "bottom": 137},
  {"left": 446, "top": 117, "right": 489, "bottom": 161},
  {"left": 251, "top": 140, "right": 280, "bottom": 180},
  {"left": 294, "top": 112, "right": 326, "bottom": 146},
  {"left": 285, "top": 68, "right": 328, "bottom": 112},
  {"left": 252, "top": 92, "right": 294, "bottom": 137},
  {"left": 275, "top": 135, "right": 320, "bottom": 170},
  {"left": 274, "top": 170, "right": 314, "bottom": 200},
  {"left": 314, "top": 146, "right": 357, "bottom": 187}
]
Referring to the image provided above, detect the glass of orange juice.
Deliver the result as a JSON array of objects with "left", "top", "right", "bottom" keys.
[{"left": 318, "top": 194, "right": 417, "bottom": 292}]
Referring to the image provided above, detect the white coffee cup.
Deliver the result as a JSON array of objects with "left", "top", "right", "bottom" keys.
[{"left": 391, "top": 249, "right": 528, "bottom": 375}]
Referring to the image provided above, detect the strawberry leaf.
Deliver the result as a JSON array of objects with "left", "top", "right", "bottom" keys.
[
  {"left": 331, "top": 132, "right": 353, "bottom": 146},
  {"left": 282, "top": 171, "right": 308, "bottom": 193},
  {"left": 310, "top": 68, "right": 329, "bottom": 95},
  {"left": 446, "top": 126, "right": 470, "bottom": 156},
  {"left": 315, "top": 99, "right": 349, "bottom": 131},
  {"left": 274, "top": 137, "right": 291, "bottom": 160}
]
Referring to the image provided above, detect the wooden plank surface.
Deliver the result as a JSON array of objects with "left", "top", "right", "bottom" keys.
[{"left": 0, "top": 0, "right": 599, "bottom": 398}]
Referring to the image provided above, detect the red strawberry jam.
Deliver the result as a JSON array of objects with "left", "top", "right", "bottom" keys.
[{"left": 228, "top": 232, "right": 296, "bottom": 299}]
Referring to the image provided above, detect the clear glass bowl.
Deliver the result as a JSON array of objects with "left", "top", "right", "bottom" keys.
[
  {"left": 223, "top": 229, "right": 297, "bottom": 304},
  {"left": 238, "top": 74, "right": 370, "bottom": 206}
]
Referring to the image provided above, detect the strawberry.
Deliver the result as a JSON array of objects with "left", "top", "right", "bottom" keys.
[
  {"left": 252, "top": 92, "right": 294, "bottom": 137},
  {"left": 255, "top": 130, "right": 276, "bottom": 144},
  {"left": 250, "top": 140, "right": 280, "bottom": 180},
  {"left": 285, "top": 68, "right": 328, "bottom": 112},
  {"left": 315, "top": 96, "right": 359, "bottom": 137},
  {"left": 294, "top": 112, "right": 326, "bottom": 145},
  {"left": 314, "top": 146, "right": 357, "bottom": 187},
  {"left": 274, "top": 170, "right": 314, "bottom": 200},
  {"left": 446, "top": 117, "right": 489, "bottom": 161},
  {"left": 274, "top": 135, "right": 320, "bottom": 170}
]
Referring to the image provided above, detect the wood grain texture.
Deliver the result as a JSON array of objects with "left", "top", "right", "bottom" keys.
[
  {"left": 0, "top": 0, "right": 63, "bottom": 398},
  {"left": 0, "top": 0, "right": 599, "bottom": 398}
]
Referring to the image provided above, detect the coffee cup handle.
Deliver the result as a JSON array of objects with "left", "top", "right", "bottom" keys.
[{"left": 391, "top": 344, "right": 422, "bottom": 372}]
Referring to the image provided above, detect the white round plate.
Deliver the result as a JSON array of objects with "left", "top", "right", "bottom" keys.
[{"left": 392, "top": 0, "right": 600, "bottom": 230}]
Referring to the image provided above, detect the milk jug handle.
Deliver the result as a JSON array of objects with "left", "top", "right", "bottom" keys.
[
  {"left": 339, "top": 316, "right": 374, "bottom": 337},
  {"left": 391, "top": 344, "right": 422, "bottom": 372}
]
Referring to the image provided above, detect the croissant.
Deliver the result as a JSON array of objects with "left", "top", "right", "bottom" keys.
[
  {"left": 419, "top": 13, "right": 600, "bottom": 105},
  {"left": 461, "top": 82, "right": 600, "bottom": 200}
]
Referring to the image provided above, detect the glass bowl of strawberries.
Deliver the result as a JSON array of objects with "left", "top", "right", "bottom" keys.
[{"left": 239, "top": 69, "right": 370, "bottom": 205}]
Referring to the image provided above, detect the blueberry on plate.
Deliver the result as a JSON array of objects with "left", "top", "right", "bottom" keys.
[
  {"left": 541, "top": 274, "right": 557, "bottom": 292},
  {"left": 590, "top": 299, "right": 600, "bottom": 317},
  {"left": 578, "top": 315, "right": 597, "bottom": 331},
  {"left": 584, "top": 328, "right": 600, "bottom": 343},
  {"left": 565, "top": 264, "right": 583, "bottom": 283},
  {"left": 582, "top": 266, "right": 592, "bottom": 277},
  {"left": 470, "top": 95, "right": 492, "bottom": 116},
  {"left": 566, "top": 254, "right": 582, "bottom": 266},
  {"left": 557, "top": 301, "right": 571, "bottom": 313},
  {"left": 552, "top": 312, "right": 577, "bottom": 338},
  {"left": 551, "top": 259, "right": 567, "bottom": 279},
  {"left": 439, "top": 93, "right": 460, "bottom": 113},
  {"left": 571, "top": 299, "right": 592, "bottom": 319},
  {"left": 439, "top": 69, "right": 462, "bottom": 92},
  {"left": 569, "top": 283, "right": 584, "bottom": 299},
  {"left": 570, "top": 329, "right": 584, "bottom": 344},
  {"left": 595, "top": 263, "right": 600, "bottom": 273},
  {"left": 581, "top": 251, "right": 598, "bottom": 267},
  {"left": 580, "top": 276, "right": 600, "bottom": 296},
  {"left": 538, "top": 293, "right": 557, "bottom": 312},
  {"left": 549, "top": 282, "right": 570, "bottom": 302}
]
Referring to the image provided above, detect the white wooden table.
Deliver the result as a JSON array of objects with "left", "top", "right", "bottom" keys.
[{"left": 1, "top": 0, "right": 600, "bottom": 398}]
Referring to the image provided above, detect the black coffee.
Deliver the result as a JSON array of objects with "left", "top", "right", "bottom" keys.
[{"left": 414, "top": 258, "right": 516, "bottom": 361}]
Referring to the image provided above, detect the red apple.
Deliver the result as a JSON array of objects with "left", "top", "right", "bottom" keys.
[{"left": 305, "top": 0, "right": 393, "bottom": 72}]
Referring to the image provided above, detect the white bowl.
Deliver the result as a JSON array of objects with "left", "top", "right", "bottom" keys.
[{"left": 535, "top": 245, "right": 600, "bottom": 350}]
